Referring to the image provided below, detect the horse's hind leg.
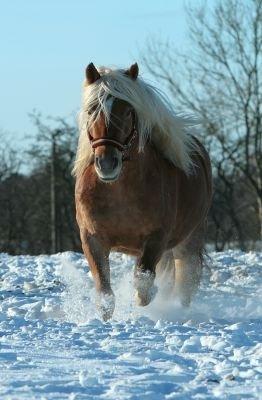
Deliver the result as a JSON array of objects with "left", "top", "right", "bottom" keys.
[
  {"left": 80, "top": 230, "right": 114, "bottom": 321},
  {"left": 174, "top": 228, "right": 204, "bottom": 307},
  {"left": 174, "top": 253, "right": 202, "bottom": 307},
  {"left": 156, "top": 250, "right": 176, "bottom": 300}
]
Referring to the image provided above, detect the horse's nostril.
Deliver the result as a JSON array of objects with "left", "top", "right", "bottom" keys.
[
  {"left": 112, "top": 156, "right": 118, "bottom": 170},
  {"left": 95, "top": 156, "right": 101, "bottom": 169},
  {"left": 95, "top": 155, "right": 119, "bottom": 172}
]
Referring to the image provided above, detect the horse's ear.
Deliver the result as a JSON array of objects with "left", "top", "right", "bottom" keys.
[
  {"left": 125, "top": 63, "right": 139, "bottom": 80},
  {"left": 85, "top": 63, "right": 101, "bottom": 84}
]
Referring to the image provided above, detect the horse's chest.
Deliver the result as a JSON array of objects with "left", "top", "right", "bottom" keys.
[
  {"left": 82, "top": 182, "right": 159, "bottom": 236},
  {"left": 89, "top": 191, "right": 146, "bottom": 225}
]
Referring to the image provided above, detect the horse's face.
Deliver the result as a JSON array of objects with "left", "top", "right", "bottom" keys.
[
  {"left": 86, "top": 62, "right": 139, "bottom": 183},
  {"left": 88, "top": 97, "right": 136, "bottom": 182}
]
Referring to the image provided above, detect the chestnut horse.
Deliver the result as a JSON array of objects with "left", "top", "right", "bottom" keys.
[{"left": 74, "top": 63, "right": 212, "bottom": 320}]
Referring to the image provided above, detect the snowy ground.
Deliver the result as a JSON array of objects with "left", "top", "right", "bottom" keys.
[{"left": 0, "top": 250, "right": 261, "bottom": 399}]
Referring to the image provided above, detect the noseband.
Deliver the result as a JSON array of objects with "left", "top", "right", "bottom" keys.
[{"left": 88, "top": 115, "right": 137, "bottom": 161}]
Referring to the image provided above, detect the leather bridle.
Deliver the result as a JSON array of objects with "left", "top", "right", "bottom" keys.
[{"left": 88, "top": 113, "right": 137, "bottom": 161}]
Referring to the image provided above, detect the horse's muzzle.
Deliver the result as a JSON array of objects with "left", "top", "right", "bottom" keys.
[{"left": 94, "top": 153, "right": 122, "bottom": 182}]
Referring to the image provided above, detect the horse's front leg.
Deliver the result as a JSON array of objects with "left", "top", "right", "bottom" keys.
[
  {"left": 134, "top": 231, "right": 166, "bottom": 306},
  {"left": 80, "top": 230, "right": 115, "bottom": 321}
]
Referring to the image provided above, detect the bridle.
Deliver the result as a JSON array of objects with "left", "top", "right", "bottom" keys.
[{"left": 88, "top": 112, "right": 137, "bottom": 161}]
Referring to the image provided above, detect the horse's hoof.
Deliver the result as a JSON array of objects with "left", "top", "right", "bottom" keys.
[
  {"left": 97, "top": 292, "right": 115, "bottom": 321},
  {"left": 135, "top": 285, "right": 157, "bottom": 307}
]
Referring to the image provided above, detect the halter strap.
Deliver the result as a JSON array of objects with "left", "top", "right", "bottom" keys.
[
  {"left": 88, "top": 116, "right": 137, "bottom": 160},
  {"left": 91, "top": 138, "right": 127, "bottom": 152}
]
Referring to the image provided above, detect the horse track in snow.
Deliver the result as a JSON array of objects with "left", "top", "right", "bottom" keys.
[{"left": 0, "top": 250, "right": 261, "bottom": 399}]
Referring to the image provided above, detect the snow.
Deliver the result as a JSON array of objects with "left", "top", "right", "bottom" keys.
[{"left": 0, "top": 250, "right": 261, "bottom": 399}]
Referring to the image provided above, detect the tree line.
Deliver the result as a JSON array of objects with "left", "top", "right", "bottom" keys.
[
  {"left": 0, "top": 115, "right": 260, "bottom": 254},
  {"left": 0, "top": 116, "right": 81, "bottom": 255},
  {"left": 142, "top": 0, "right": 261, "bottom": 251},
  {"left": 0, "top": 0, "right": 261, "bottom": 254}
]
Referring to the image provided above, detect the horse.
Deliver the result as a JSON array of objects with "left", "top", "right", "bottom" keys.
[{"left": 73, "top": 62, "right": 212, "bottom": 321}]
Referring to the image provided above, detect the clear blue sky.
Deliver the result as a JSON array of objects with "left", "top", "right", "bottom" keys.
[{"left": 0, "top": 0, "right": 192, "bottom": 147}]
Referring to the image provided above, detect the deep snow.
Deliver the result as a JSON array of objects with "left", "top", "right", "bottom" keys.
[{"left": 0, "top": 250, "right": 261, "bottom": 399}]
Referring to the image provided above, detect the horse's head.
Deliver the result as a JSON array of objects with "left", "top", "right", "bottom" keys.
[{"left": 86, "top": 62, "right": 139, "bottom": 183}]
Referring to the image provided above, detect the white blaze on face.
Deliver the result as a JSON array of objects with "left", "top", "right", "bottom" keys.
[
  {"left": 106, "top": 96, "right": 114, "bottom": 121},
  {"left": 94, "top": 95, "right": 122, "bottom": 183}
]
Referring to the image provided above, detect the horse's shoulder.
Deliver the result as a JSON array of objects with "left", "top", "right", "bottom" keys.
[{"left": 75, "top": 168, "right": 96, "bottom": 198}]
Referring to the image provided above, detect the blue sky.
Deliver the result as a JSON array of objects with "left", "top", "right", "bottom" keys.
[{"left": 1, "top": 0, "right": 192, "bottom": 147}]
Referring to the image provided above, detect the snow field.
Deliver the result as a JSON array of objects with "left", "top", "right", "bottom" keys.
[{"left": 0, "top": 250, "right": 261, "bottom": 399}]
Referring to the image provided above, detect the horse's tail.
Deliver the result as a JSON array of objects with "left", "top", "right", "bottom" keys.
[{"left": 155, "top": 250, "right": 176, "bottom": 300}]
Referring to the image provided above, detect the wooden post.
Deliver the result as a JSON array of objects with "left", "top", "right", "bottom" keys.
[{"left": 50, "top": 132, "right": 57, "bottom": 254}]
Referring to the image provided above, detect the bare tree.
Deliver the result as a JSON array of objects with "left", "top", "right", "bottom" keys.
[
  {"left": 27, "top": 114, "right": 79, "bottom": 253},
  {"left": 0, "top": 118, "right": 81, "bottom": 255},
  {"left": 0, "top": 132, "right": 21, "bottom": 182},
  {"left": 142, "top": 0, "right": 262, "bottom": 247}
]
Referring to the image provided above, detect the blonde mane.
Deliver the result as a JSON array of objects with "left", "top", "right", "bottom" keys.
[{"left": 73, "top": 66, "right": 200, "bottom": 177}]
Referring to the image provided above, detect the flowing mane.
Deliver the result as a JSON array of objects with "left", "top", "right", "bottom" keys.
[{"left": 73, "top": 66, "right": 200, "bottom": 177}]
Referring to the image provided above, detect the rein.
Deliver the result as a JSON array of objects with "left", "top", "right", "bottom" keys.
[{"left": 88, "top": 115, "right": 137, "bottom": 160}]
